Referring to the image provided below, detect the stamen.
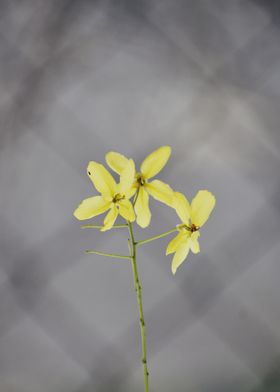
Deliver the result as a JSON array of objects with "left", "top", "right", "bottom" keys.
[
  {"left": 179, "top": 223, "right": 199, "bottom": 232},
  {"left": 113, "top": 193, "right": 125, "bottom": 203},
  {"left": 136, "top": 172, "right": 146, "bottom": 186},
  {"left": 189, "top": 223, "right": 199, "bottom": 232}
]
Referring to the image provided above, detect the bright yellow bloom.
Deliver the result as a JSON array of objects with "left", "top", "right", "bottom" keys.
[
  {"left": 166, "top": 190, "right": 216, "bottom": 274},
  {"left": 106, "top": 146, "right": 173, "bottom": 228},
  {"left": 73, "top": 160, "right": 135, "bottom": 231}
]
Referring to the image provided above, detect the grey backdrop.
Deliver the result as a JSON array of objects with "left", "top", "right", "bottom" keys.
[{"left": 0, "top": 1, "right": 280, "bottom": 391}]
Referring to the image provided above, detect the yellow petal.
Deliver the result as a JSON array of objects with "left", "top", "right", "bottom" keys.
[
  {"left": 73, "top": 196, "right": 111, "bottom": 220},
  {"left": 134, "top": 187, "right": 151, "bottom": 228},
  {"left": 190, "top": 232, "right": 200, "bottom": 254},
  {"left": 87, "top": 161, "right": 117, "bottom": 197},
  {"left": 119, "top": 159, "right": 136, "bottom": 195},
  {"left": 191, "top": 231, "right": 200, "bottom": 241},
  {"left": 127, "top": 184, "right": 138, "bottom": 199},
  {"left": 118, "top": 199, "right": 135, "bottom": 222},
  {"left": 166, "top": 231, "right": 189, "bottom": 255},
  {"left": 172, "top": 192, "right": 191, "bottom": 223},
  {"left": 191, "top": 190, "right": 216, "bottom": 227},
  {"left": 101, "top": 205, "right": 118, "bottom": 231},
  {"left": 145, "top": 179, "right": 174, "bottom": 206},
  {"left": 171, "top": 242, "right": 190, "bottom": 275},
  {"left": 140, "top": 146, "right": 171, "bottom": 179},
  {"left": 105, "top": 151, "right": 129, "bottom": 175}
]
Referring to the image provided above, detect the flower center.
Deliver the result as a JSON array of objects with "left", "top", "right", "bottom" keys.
[
  {"left": 189, "top": 223, "right": 199, "bottom": 232},
  {"left": 136, "top": 172, "right": 146, "bottom": 186},
  {"left": 113, "top": 193, "right": 125, "bottom": 203},
  {"left": 179, "top": 223, "right": 199, "bottom": 232}
]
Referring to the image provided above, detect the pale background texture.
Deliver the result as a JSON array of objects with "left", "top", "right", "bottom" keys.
[{"left": 0, "top": 1, "right": 280, "bottom": 391}]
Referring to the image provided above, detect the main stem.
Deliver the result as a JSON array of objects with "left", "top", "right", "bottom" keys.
[{"left": 127, "top": 222, "right": 149, "bottom": 392}]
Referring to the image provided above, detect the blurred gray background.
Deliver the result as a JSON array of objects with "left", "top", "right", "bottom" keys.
[{"left": 1, "top": 0, "right": 280, "bottom": 391}]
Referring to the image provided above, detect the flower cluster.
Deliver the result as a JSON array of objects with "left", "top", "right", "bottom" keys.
[{"left": 74, "top": 146, "right": 215, "bottom": 274}]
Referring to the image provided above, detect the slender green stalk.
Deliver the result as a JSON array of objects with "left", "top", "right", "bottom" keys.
[
  {"left": 127, "top": 222, "right": 149, "bottom": 392},
  {"left": 85, "top": 250, "right": 131, "bottom": 260},
  {"left": 136, "top": 227, "right": 177, "bottom": 246},
  {"left": 81, "top": 224, "right": 128, "bottom": 229}
]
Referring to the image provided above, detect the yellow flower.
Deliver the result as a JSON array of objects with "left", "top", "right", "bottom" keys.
[
  {"left": 166, "top": 190, "right": 216, "bottom": 274},
  {"left": 106, "top": 146, "right": 173, "bottom": 228},
  {"left": 73, "top": 160, "right": 135, "bottom": 231}
]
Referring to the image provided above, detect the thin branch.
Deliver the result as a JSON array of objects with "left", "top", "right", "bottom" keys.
[
  {"left": 136, "top": 227, "right": 177, "bottom": 246},
  {"left": 85, "top": 250, "right": 131, "bottom": 260}
]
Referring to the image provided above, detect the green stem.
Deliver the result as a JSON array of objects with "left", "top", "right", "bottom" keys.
[
  {"left": 85, "top": 250, "right": 131, "bottom": 260},
  {"left": 81, "top": 224, "right": 127, "bottom": 229},
  {"left": 127, "top": 222, "right": 149, "bottom": 392},
  {"left": 136, "top": 227, "right": 177, "bottom": 246}
]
